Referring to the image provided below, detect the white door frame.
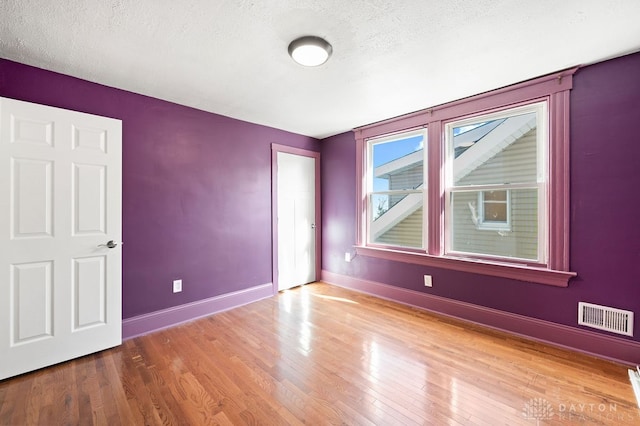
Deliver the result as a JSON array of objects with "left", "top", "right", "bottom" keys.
[{"left": 271, "top": 144, "right": 321, "bottom": 294}]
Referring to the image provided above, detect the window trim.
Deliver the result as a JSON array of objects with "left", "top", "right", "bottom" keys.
[{"left": 354, "top": 68, "right": 577, "bottom": 287}]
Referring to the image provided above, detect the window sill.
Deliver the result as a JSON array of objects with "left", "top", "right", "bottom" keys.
[{"left": 354, "top": 246, "right": 576, "bottom": 287}]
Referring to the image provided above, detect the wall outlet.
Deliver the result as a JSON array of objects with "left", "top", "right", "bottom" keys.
[
  {"left": 424, "top": 275, "right": 432, "bottom": 287},
  {"left": 344, "top": 252, "right": 354, "bottom": 262},
  {"left": 173, "top": 279, "right": 182, "bottom": 293}
]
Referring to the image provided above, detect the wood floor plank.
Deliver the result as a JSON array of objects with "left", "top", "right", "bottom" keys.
[{"left": 1, "top": 282, "right": 638, "bottom": 425}]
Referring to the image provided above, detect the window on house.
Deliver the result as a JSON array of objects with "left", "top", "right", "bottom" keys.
[
  {"left": 478, "top": 190, "right": 510, "bottom": 229},
  {"left": 367, "top": 130, "right": 425, "bottom": 249},
  {"left": 355, "top": 69, "right": 576, "bottom": 287}
]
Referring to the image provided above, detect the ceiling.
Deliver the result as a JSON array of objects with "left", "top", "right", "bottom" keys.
[{"left": 1, "top": 1, "right": 640, "bottom": 139}]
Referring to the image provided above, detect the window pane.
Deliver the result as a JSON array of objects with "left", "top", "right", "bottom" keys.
[
  {"left": 482, "top": 190, "right": 509, "bottom": 224},
  {"left": 449, "top": 189, "right": 538, "bottom": 261},
  {"left": 483, "top": 190, "right": 507, "bottom": 202},
  {"left": 371, "top": 193, "right": 390, "bottom": 219},
  {"left": 372, "top": 135, "right": 424, "bottom": 191},
  {"left": 368, "top": 131, "right": 425, "bottom": 249},
  {"left": 452, "top": 111, "right": 538, "bottom": 186},
  {"left": 371, "top": 193, "right": 423, "bottom": 248},
  {"left": 483, "top": 202, "right": 507, "bottom": 223}
]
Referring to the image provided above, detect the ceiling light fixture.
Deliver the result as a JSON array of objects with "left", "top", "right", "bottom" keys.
[{"left": 288, "top": 36, "right": 332, "bottom": 67}]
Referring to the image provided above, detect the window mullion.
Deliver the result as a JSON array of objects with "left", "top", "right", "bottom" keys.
[
  {"left": 427, "top": 122, "right": 442, "bottom": 256},
  {"left": 371, "top": 189, "right": 423, "bottom": 196},
  {"left": 448, "top": 182, "right": 538, "bottom": 192}
]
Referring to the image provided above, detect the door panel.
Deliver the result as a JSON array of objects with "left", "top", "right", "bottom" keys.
[
  {"left": 11, "top": 261, "right": 54, "bottom": 343},
  {"left": 11, "top": 115, "right": 54, "bottom": 147},
  {"left": 72, "top": 125, "right": 107, "bottom": 153},
  {"left": 73, "top": 163, "right": 107, "bottom": 235},
  {"left": 12, "top": 158, "right": 54, "bottom": 238},
  {"left": 73, "top": 256, "right": 107, "bottom": 330},
  {"left": 0, "top": 97, "right": 122, "bottom": 380}
]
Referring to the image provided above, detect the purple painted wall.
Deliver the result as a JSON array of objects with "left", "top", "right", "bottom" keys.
[
  {"left": 0, "top": 59, "right": 320, "bottom": 319},
  {"left": 321, "top": 52, "right": 640, "bottom": 341}
]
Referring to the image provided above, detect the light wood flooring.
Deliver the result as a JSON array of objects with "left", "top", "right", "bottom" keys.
[{"left": 0, "top": 282, "right": 638, "bottom": 425}]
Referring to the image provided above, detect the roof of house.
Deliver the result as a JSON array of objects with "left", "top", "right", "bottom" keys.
[{"left": 374, "top": 114, "right": 536, "bottom": 180}]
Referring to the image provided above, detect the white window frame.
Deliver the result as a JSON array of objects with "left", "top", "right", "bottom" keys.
[
  {"left": 365, "top": 129, "right": 427, "bottom": 249},
  {"left": 444, "top": 101, "right": 547, "bottom": 263}
]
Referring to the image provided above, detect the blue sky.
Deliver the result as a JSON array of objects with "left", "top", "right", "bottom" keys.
[{"left": 372, "top": 135, "right": 423, "bottom": 168}]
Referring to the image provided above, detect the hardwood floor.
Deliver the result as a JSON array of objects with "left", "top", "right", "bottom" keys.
[{"left": 1, "top": 282, "right": 638, "bottom": 425}]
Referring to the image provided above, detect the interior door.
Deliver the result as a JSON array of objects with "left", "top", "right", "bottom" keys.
[
  {"left": 0, "top": 97, "right": 122, "bottom": 380},
  {"left": 277, "top": 151, "right": 317, "bottom": 291}
]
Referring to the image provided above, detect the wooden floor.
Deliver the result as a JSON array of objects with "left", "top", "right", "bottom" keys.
[{"left": 0, "top": 283, "right": 638, "bottom": 425}]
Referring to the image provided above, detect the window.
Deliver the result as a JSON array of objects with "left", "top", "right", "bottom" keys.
[
  {"left": 445, "top": 103, "right": 545, "bottom": 262},
  {"left": 355, "top": 70, "right": 577, "bottom": 287},
  {"left": 367, "top": 130, "right": 425, "bottom": 249}
]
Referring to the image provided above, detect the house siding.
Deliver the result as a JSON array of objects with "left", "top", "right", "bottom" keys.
[
  {"left": 456, "top": 129, "right": 537, "bottom": 185},
  {"left": 388, "top": 162, "right": 422, "bottom": 208},
  {"left": 389, "top": 163, "right": 423, "bottom": 190},
  {"left": 377, "top": 207, "right": 423, "bottom": 248}
]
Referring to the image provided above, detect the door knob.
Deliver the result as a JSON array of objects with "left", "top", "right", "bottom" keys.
[{"left": 99, "top": 240, "right": 121, "bottom": 249}]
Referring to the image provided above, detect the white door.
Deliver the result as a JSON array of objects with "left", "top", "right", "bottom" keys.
[
  {"left": 0, "top": 97, "right": 122, "bottom": 380},
  {"left": 277, "top": 152, "right": 317, "bottom": 291}
]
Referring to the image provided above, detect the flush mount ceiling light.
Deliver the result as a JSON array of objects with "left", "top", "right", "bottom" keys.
[{"left": 288, "top": 36, "right": 332, "bottom": 67}]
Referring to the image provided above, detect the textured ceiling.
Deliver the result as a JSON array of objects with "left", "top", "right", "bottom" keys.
[{"left": 1, "top": 1, "right": 640, "bottom": 139}]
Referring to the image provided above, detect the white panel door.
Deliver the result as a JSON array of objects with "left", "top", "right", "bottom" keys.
[
  {"left": 277, "top": 152, "right": 316, "bottom": 291},
  {"left": 0, "top": 97, "right": 122, "bottom": 380}
]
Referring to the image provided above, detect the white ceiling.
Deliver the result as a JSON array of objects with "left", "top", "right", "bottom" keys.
[{"left": 1, "top": 1, "right": 640, "bottom": 139}]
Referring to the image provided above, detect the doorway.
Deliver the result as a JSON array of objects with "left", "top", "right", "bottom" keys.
[{"left": 272, "top": 144, "right": 320, "bottom": 292}]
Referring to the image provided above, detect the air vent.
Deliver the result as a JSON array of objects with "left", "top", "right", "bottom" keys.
[{"left": 578, "top": 302, "right": 633, "bottom": 336}]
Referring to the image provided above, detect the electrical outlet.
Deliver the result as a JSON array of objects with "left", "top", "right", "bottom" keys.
[
  {"left": 345, "top": 252, "right": 354, "bottom": 262},
  {"left": 424, "top": 275, "right": 432, "bottom": 287},
  {"left": 173, "top": 279, "right": 182, "bottom": 293}
]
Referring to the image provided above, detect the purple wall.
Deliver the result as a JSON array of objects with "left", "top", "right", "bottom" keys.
[
  {"left": 321, "top": 52, "right": 640, "bottom": 341},
  {"left": 0, "top": 59, "right": 320, "bottom": 319},
  {"left": 2, "top": 51, "right": 639, "bottom": 337}
]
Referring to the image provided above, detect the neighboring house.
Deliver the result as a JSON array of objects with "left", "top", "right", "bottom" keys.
[{"left": 373, "top": 113, "right": 538, "bottom": 260}]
